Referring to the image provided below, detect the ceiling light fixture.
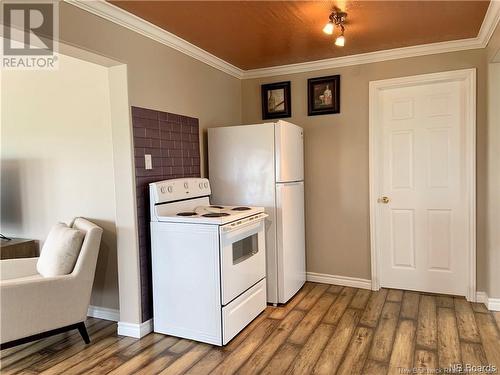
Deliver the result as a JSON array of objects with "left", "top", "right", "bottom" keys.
[
  {"left": 335, "top": 26, "right": 345, "bottom": 46},
  {"left": 322, "top": 21, "right": 334, "bottom": 35},
  {"left": 323, "top": 9, "right": 347, "bottom": 47}
]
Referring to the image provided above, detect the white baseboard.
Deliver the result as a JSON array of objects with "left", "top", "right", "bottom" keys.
[
  {"left": 306, "top": 273, "right": 500, "bottom": 311},
  {"left": 117, "top": 319, "right": 153, "bottom": 338},
  {"left": 87, "top": 305, "right": 120, "bottom": 322},
  {"left": 87, "top": 305, "right": 153, "bottom": 338},
  {"left": 306, "top": 272, "right": 372, "bottom": 290},
  {"left": 476, "top": 291, "right": 488, "bottom": 304},
  {"left": 476, "top": 291, "right": 500, "bottom": 311},
  {"left": 489, "top": 298, "right": 500, "bottom": 311}
]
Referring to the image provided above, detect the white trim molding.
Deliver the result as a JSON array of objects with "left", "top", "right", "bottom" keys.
[
  {"left": 369, "top": 68, "right": 477, "bottom": 302},
  {"left": 64, "top": 0, "right": 500, "bottom": 80},
  {"left": 64, "top": 0, "right": 244, "bottom": 79},
  {"left": 245, "top": 0, "right": 500, "bottom": 78},
  {"left": 117, "top": 319, "right": 153, "bottom": 338},
  {"left": 306, "top": 272, "right": 372, "bottom": 290},
  {"left": 87, "top": 305, "right": 120, "bottom": 322},
  {"left": 476, "top": 292, "right": 500, "bottom": 311},
  {"left": 487, "top": 298, "right": 500, "bottom": 311},
  {"left": 478, "top": 0, "right": 500, "bottom": 48},
  {"left": 243, "top": 38, "right": 482, "bottom": 79}
]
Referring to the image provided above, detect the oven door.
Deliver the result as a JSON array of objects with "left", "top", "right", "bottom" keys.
[{"left": 220, "top": 213, "right": 267, "bottom": 305}]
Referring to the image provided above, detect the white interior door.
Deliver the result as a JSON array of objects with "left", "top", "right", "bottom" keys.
[
  {"left": 276, "top": 181, "right": 306, "bottom": 303},
  {"left": 371, "top": 71, "right": 475, "bottom": 298}
]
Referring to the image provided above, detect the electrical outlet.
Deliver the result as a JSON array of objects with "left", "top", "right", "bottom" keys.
[{"left": 145, "top": 154, "right": 152, "bottom": 170}]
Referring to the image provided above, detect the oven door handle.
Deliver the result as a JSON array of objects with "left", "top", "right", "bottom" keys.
[{"left": 221, "top": 213, "right": 269, "bottom": 233}]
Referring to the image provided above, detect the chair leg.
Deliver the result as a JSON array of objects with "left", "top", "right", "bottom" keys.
[{"left": 77, "top": 322, "right": 90, "bottom": 344}]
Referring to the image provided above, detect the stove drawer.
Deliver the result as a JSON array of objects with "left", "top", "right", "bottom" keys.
[{"left": 222, "top": 278, "right": 266, "bottom": 345}]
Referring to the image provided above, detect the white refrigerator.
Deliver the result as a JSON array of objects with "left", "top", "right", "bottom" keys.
[{"left": 208, "top": 120, "right": 305, "bottom": 304}]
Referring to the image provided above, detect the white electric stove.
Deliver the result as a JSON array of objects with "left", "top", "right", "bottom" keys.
[{"left": 150, "top": 178, "right": 267, "bottom": 346}]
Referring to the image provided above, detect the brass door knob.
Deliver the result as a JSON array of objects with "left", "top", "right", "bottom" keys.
[{"left": 378, "top": 196, "right": 390, "bottom": 204}]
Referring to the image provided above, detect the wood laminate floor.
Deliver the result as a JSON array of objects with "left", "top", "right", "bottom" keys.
[{"left": 1, "top": 282, "right": 499, "bottom": 374}]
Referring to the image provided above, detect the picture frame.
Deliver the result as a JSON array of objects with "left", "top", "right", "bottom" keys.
[
  {"left": 261, "top": 81, "right": 291, "bottom": 120},
  {"left": 307, "top": 75, "right": 340, "bottom": 116}
]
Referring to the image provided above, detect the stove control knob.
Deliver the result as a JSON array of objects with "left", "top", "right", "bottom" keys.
[
  {"left": 184, "top": 182, "right": 189, "bottom": 189},
  {"left": 160, "top": 186, "right": 167, "bottom": 193},
  {"left": 167, "top": 186, "right": 173, "bottom": 193},
  {"left": 199, "top": 182, "right": 203, "bottom": 189},
  {"left": 204, "top": 182, "right": 208, "bottom": 188}
]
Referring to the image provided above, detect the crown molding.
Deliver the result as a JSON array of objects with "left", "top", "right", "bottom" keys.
[
  {"left": 478, "top": 0, "right": 500, "bottom": 48},
  {"left": 242, "top": 38, "right": 483, "bottom": 79},
  {"left": 244, "top": 1, "right": 500, "bottom": 79},
  {"left": 65, "top": 0, "right": 500, "bottom": 80},
  {"left": 64, "top": 0, "right": 244, "bottom": 79}
]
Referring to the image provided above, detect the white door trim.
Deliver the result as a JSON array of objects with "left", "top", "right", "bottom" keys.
[{"left": 369, "top": 69, "right": 476, "bottom": 301}]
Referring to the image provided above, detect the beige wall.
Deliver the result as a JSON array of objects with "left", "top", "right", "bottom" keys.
[
  {"left": 485, "top": 23, "right": 500, "bottom": 298},
  {"left": 59, "top": 2, "right": 242, "bottom": 178},
  {"left": 241, "top": 49, "right": 490, "bottom": 291},
  {"left": 58, "top": 0, "right": 496, "bottom": 301},
  {"left": 106, "top": 63, "right": 143, "bottom": 324},
  {"left": 1, "top": 53, "right": 119, "bottom": 309},
  {"left": 55, "top": 2, "right": 242, "bottom": 318},
  {"left": 486, "top": 62, "right": 500, "bottom": 298},
  {"left": 5, "top": 2, "right": 496, "bottom": 319},
  {"left": 487, "top": 21, "right": 500, "bottom": 63}
]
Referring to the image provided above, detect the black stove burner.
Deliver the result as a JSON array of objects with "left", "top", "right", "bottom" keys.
[
  {"left": 232, "top": 206, "right": 251, "bottom": 211},
  {"left": 177, "top": 212, "right": 197, "bottom": 216},
  {"left": 202, "top": 212, "right": 230, "bottom": 218},
  {"left": 209, "top": 205, "right": 224, "bottom": 209}
]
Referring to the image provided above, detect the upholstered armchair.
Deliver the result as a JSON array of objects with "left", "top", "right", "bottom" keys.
[{"left": 0, "top": 218, "right": 103, "bottom": 349}]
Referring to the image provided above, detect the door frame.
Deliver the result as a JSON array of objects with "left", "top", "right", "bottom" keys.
[{"left": 368, "top": 69, "right": 476, "bottom": 301}]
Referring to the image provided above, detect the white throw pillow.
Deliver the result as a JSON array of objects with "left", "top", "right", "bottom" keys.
[{"left": 36, "top": 223, "right": 85, "bottom": 277}]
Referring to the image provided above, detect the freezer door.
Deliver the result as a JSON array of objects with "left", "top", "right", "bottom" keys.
[
  {"left": 275, "top": 121, "right": 304, "bottom": 183},
  {"left": 276, "top": 181, "right": 306, "bottom": 303}
]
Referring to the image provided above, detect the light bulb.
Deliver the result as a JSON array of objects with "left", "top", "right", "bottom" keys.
[
  {"left": 335, "top": 34, "right": 345, "bottom": 47},
  {"left": 323, "top": 22, "right": 334, "bottom": 35}
]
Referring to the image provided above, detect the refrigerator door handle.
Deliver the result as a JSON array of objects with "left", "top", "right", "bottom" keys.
[{"left": 276, "top": 181, "right": 304, "bottom": 185}]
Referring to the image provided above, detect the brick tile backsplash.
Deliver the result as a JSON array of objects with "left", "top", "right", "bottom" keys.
[{"left": 132, "top": 106, "right": 200, "bottom": 322}]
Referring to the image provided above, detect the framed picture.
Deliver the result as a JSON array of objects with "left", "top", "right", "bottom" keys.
[
  {"left": 261, "top": 81, "right": 291, "bottom": 120},
  {"left": 307, "top": 75, "right": 340, "bottom": 116}
]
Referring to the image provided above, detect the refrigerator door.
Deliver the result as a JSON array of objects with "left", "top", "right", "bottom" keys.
[
  {"left": 276, "top": 181, "right": 306, "bottom": 303},
  {"left": 275, "top": 121, "right": 304, "bottom": 183},
  {"left": 208, "top": 124, "right": 279, "bottom": 303}
]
